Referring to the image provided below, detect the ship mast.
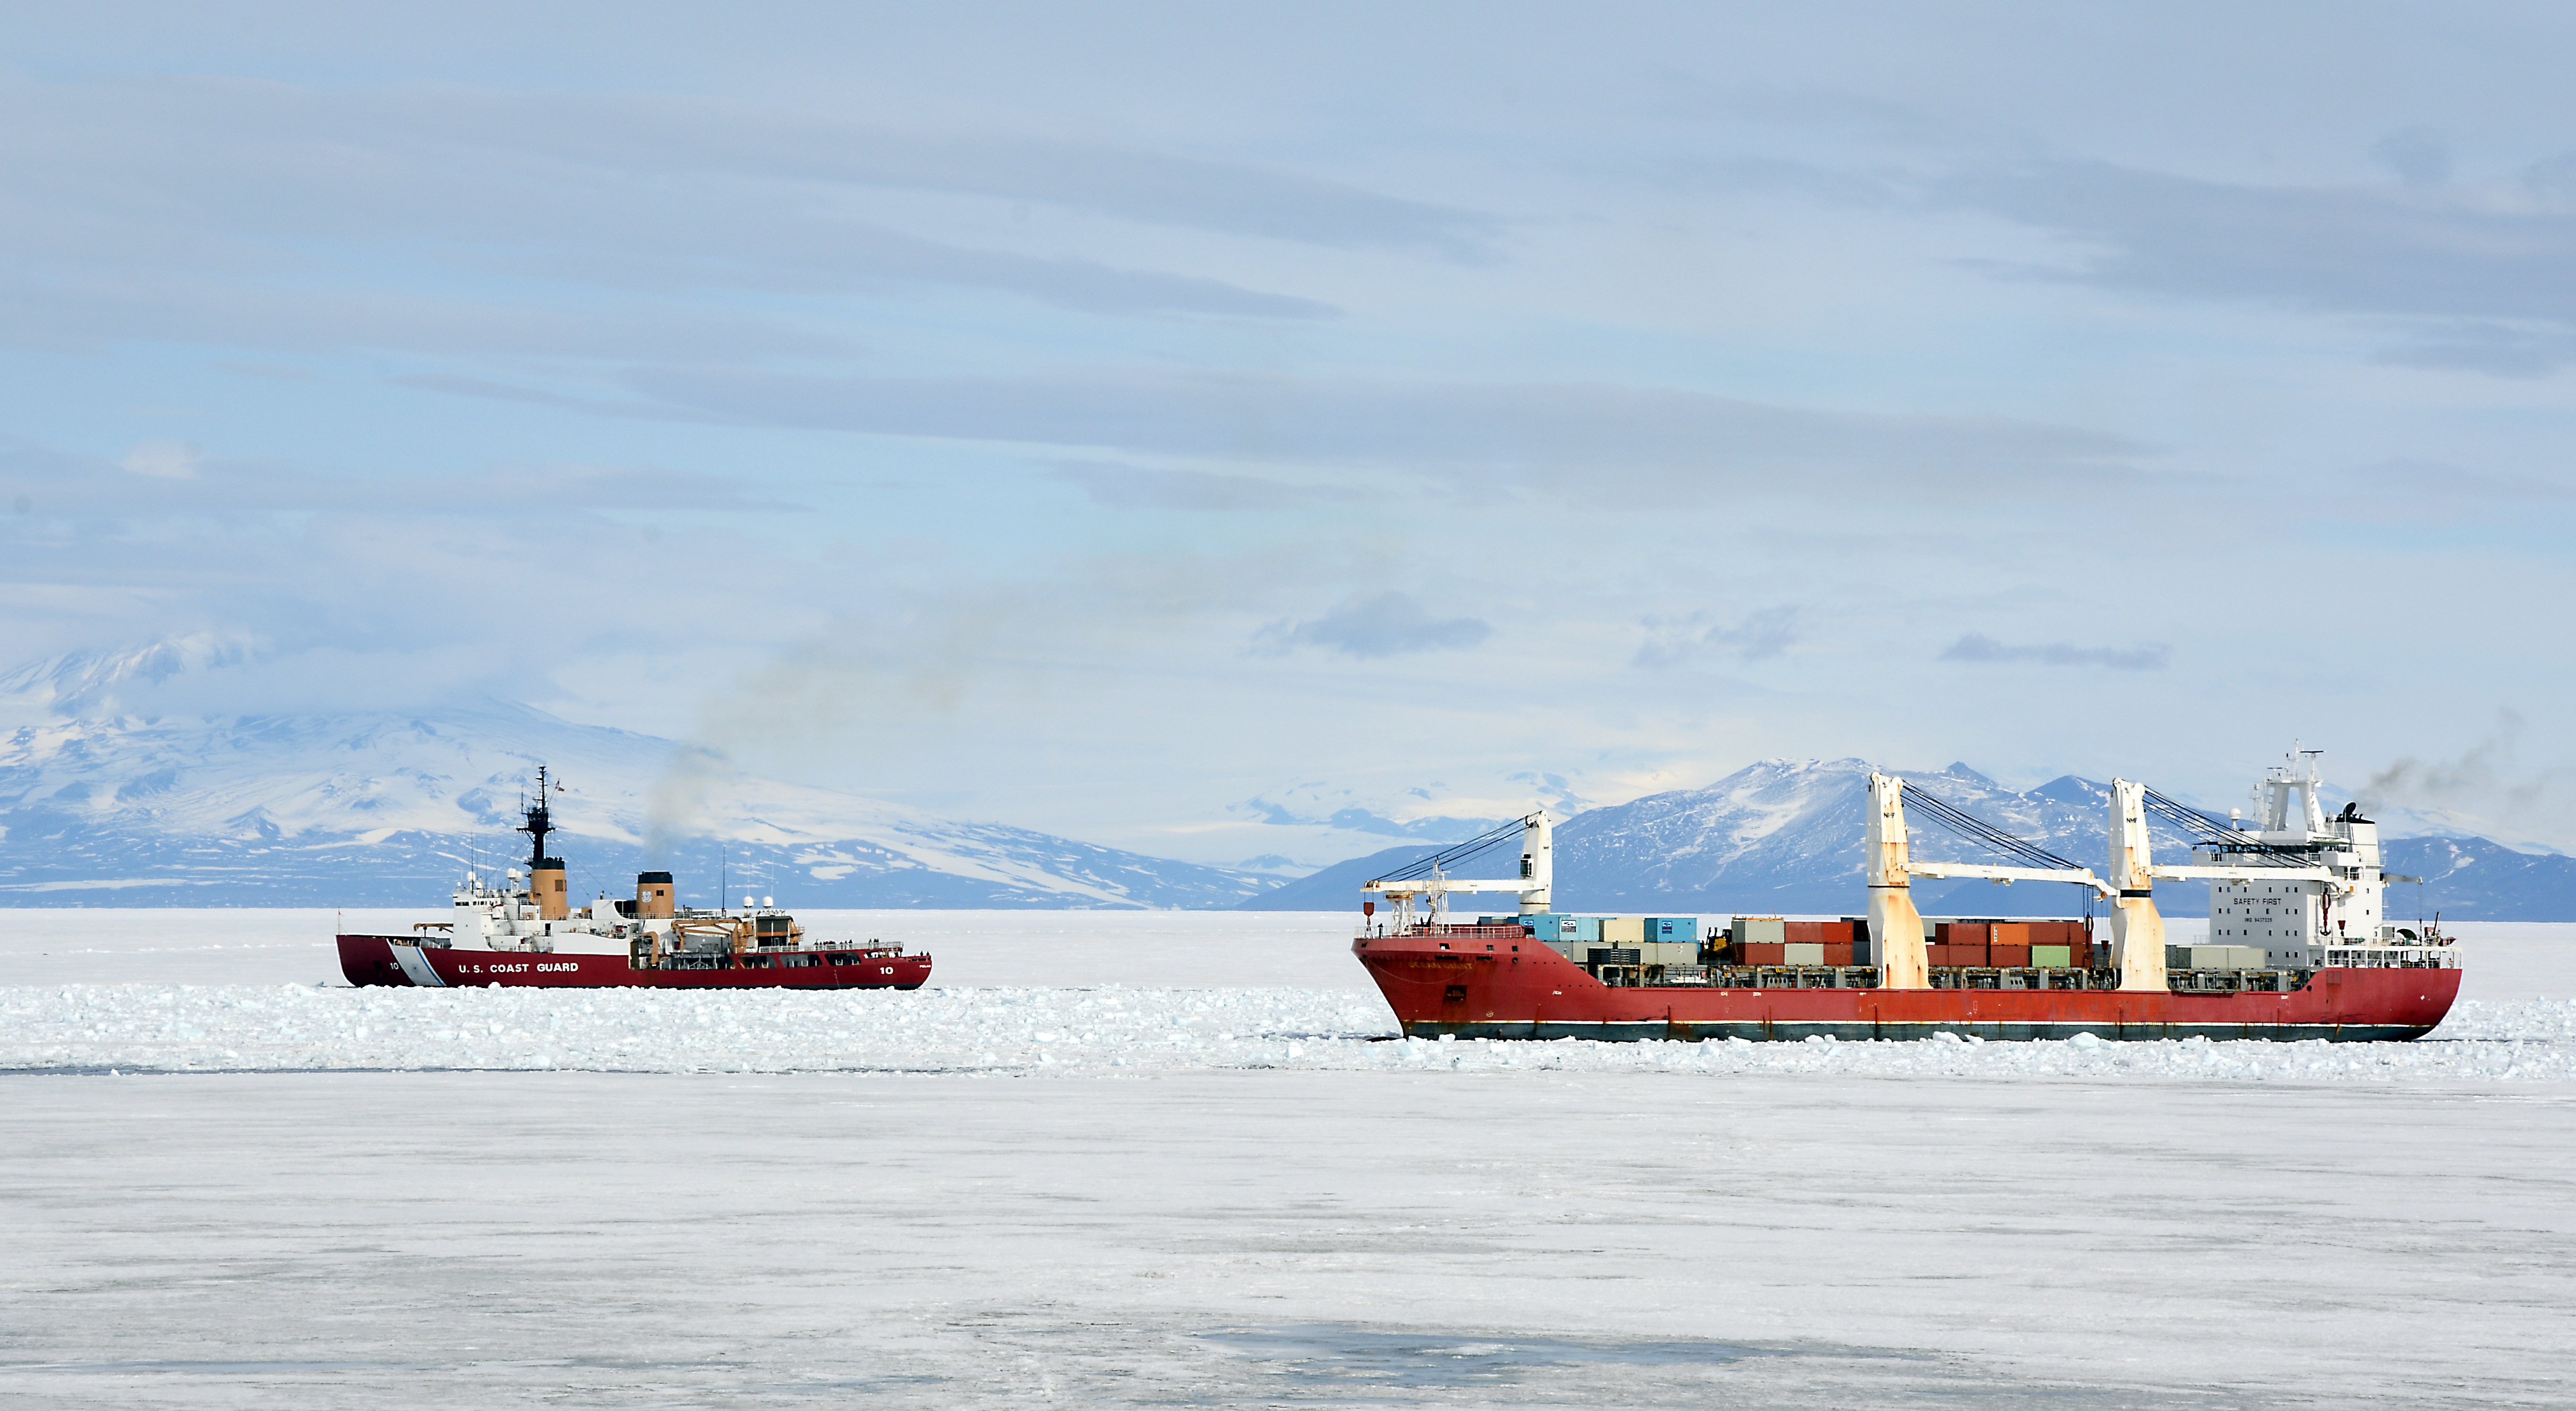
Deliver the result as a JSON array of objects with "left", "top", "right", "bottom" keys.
[{"left": 520, "top": 765, "right": 554, "bottom": 873}]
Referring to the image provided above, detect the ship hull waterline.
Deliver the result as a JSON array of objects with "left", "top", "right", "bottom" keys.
[
  {"left": 339, "top": 935, "right": 931, "bottom": 990},
  {"left": 1355, "top": 935, "right": 2458, "bottom": 1042}
]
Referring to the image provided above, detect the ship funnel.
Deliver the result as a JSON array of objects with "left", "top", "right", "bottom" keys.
[
  {"left": 635, "top": 871, "right": 675, "bottom": 919},
  {"left": 532, "top": 857, "right": 569, "bottom": 920}
]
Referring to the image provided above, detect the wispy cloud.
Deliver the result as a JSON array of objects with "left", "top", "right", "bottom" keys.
[
  {"left": 1044, "top": 460, "right": 1352, "bottom": 511},
  {"left": 0, "top": 438, "right": 805, "bottom": 520},
  {"left": 0, "top": 73, "right": 1385, "bottom": 362},
  {"left": 1935, "top": 158, "right": 2576, "bottom": 362},
  {"left": 620, "top": 367, "right": 2142, "bottom": 502},
  {"left": 1634, "top": 607, "right": 1797, "bottom": 667},
  {"left": 2350, "top": 459, "right": 2576, "bottom": 501},
  {"left": 1252, "top": 591, "right": 1490, "bottom": 660},
  {"left": 1939, "top": 633, "right": 2168, "bottom": 670}
]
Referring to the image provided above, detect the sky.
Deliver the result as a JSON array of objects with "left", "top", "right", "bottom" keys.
[{"left": 4, "top": 1, "right": 2574, "bottom": 866}]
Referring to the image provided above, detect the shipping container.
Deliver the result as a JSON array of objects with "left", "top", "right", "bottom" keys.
[
  {"left": 1820, "top": 942, "right": 1855, "bottom": 966},
  {"left": 1730, "top": 916, "right": 1786, "bottom": 947},
  {"left": 1990, "top": 944, "right": 2031, "bottom": 968},
  {"left": 1991, "top": 922, "right": 2030, "bottom": 948},
  {"left": 1599, "top": 916, "right": 1645, "bottom": 944},
  {"left": 1948, "top": 921, "right": 1991, "bottom": 946},
  {"left": 2029, "top": 944, "right": 2072, "bottom": 969},
  {"left": 1570, "top": 916, "right": 1602, "bottom": 943},
  {"left": 2169, "top": 944, "right": 2265, "bottom": 970},
  {"left": 1587, "top": 947, "right": 1642, "bottom": 966},
  {"left": 1641, "top": 941, "right": 1696, "bottom": 967},
  {"left": 1645, "top": 917, "right": 1698, "bottom": 944},
  {"left": 1783, "top": 942, "right": 1826, "bottom": 966},
  {"left": 2030, "top": 920, "right": 2085, "bottom": 947},
  {"left": 1738, "top": 942, "right": 1785, "bottom": 966}
]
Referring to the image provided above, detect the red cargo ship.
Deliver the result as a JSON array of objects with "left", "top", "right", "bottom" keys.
[
  {"left": 1355, "top": 751, "right": 2459, "bottom": 1042},
  {"left": 338, "top": 768, "right": 932, "bottom": 990}
]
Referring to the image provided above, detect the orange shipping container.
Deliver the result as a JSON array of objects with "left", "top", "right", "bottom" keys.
[{"left": 1991, "top": 944, "right": 2031, "bottom": 967}]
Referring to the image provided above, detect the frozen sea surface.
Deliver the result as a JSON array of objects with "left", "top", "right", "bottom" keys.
[
  {"left": 4, "top": 910, "right": 2573, "bottom": 1407},
  {"left": 8, "top": 1070, "right": 2575, "bottom": 1409}
]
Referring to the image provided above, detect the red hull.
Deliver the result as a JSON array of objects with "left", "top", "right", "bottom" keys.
[
  {"left": 339, "top": 935, "right": 931, "bottom": 990},
  {"left": 1354, "top": 931, "right": 2458, "bottom": 1042}
]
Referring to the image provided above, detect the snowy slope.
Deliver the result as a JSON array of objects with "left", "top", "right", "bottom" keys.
[
  {"left": 0, "top": 647, "right": 1275, "bottom": 909},
  {"left": 1250, "top": 757, "right": 2576, "bottom": 919}
]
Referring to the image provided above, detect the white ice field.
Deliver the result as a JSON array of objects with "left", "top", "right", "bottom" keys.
[{"left": 7, "top": 911, "right": 2576, "bottom": 1408}]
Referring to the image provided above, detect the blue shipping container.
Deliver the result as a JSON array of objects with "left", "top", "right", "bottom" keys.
[{"left": 1646, "top": 917, "right": 1699, "bottom": 944}]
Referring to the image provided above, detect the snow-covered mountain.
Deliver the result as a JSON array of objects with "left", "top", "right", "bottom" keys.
[
  {"left": 0, "top": 647, "right": 1276, "bottom": 909},
  {"left": 1246, "top": 758, "right": 2575, "bottom": 920}
]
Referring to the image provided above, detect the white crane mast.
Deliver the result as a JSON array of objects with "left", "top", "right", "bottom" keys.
[{"left": 1864, "top": 773, "right": 1932, "bottom": 988}]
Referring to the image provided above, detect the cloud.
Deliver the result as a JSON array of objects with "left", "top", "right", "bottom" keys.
[
  {"left": 2369, "top": 322, "right": 2576, "bottom": 378},
  {"left": 474, "top": 221, "right": 1338, "bottom": 319},
  {"left": 120, "top": 440, "right": 202, "bottom": 479},
  {"left": 1634, "top": 607, "right": 1797, "bottom": 668},
  {"left": 0, "top": 276, "right": 850, "bottom": 362},
  {"left": 0, "top": 437, "right": 805, "bottom": 520},
  {"left": 1251, "top": 591, "right": 1490, "bottom": 659},
  {"left": 278, "top": 80, "right": 1504, "bottom": 256},
  {"left": 1043, "top": 460, "right": 1352, "bottom": 511},
  {"left": 0, "top": 632, "right": 550, "bottom": 722},
  {"left": 1937, "top": 158, "right": 2576, "bottom": 339},
  {"left": 2371, "top": 127, "right": 2452, "bottom": 189},
  {"left": 2349, "top": 459, "right": 2575, "bottom": 501},
  {"left": 0, "top": 74, "right": 1383, "bottom": 362},
  {"left": 1939, "top": 633, "right": 2168, "bottom": 670},
  {"left": 619, "top": 367, "right": 2142, "bottom": 502}
]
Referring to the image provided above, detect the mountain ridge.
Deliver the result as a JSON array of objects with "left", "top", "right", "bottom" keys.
[
  {"left": 1, "top": 671, "right": 1274, "bottom": 908},
  {"left": 1240, "top": 757, "right": 2574, "bottom": 921}
]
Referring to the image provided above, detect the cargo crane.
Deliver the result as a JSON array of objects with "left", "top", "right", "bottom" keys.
[
  {"left": 1866, "top": 773, "right": 2110, "bottom": 989},
  {"left": 1362, "top": 811, "right": 1551, "bottom": 930},
  {"left": 2108, "top": 746, "right": 2432, "bottom": 987}
]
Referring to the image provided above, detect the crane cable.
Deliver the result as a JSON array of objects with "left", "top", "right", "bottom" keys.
[
  {"left": 2139, "top": 788, "right": 2315, "bottom": 867},
  {"left": 1378, "top": 814, "right": 1536, "bottom": 883},
  {"left": 1904, "top": 787, "right": 2089, "bottom": 872}
]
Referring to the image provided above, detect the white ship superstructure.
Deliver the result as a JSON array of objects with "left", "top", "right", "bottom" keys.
[
  {"left": 429, "top": 766, "right": 814, "bottom": 967},
  {"left": 2199, "top": 748, "right": 2438, "bottom": 969}
]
